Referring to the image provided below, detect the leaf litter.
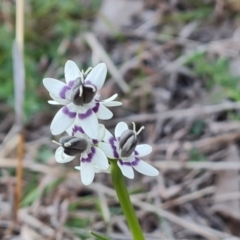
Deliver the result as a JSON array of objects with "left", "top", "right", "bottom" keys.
[{"left": 1, "top": 0, "right": 240, "bottom": 239}]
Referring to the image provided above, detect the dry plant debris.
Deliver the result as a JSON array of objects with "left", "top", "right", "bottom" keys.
[{"left": 1, "top": 0, "right": 240, "bottom": 239}]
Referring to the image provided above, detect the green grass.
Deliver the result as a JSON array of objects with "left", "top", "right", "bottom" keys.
[
  {"left": 66, "top": 217, "right": 90, "bottom": 228},
  {"left": 173, "top": 8, "right": 212, "bottom": 22},
  {"left": 0, "top": 0, "right": 101, "bottom": 121},
  {"left": 21, "top": 175, "right": 64, "bottom": 207},
  {"left": 189, "top": 148, "right": 206, "bottom": 162},
  {"left": 186, "top": 52, "right": 240, "bottom": 101},
  {"left": 190, "top": 120, "right": 206, "bottom": 137},
  {"left": 35, "top": 146, "right": 54, "bottom": 163},
  {"left": 163, "top": 7, "right": 212, "bottom": 23}
]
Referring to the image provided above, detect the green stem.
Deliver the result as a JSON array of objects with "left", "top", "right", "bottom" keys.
[{"left": 110, "top": 160, "right": 145, "bottom": 240}]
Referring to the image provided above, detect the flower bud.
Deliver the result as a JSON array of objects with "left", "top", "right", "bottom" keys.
[
  {"left": 119, "top": 130, "right": 138, "bottom": 157},
  {"left": 59, "top": 136, "right": 88, "bottom": 156},
  {"left": 71, "top": 77, "right": 96, "bottom": 106}
]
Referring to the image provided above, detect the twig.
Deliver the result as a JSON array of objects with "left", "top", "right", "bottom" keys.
[
  {"left": 2, "top": 158, "right": 240, "bottom": 173},
  {"left": 110, "top": 101, "right": 240, "bottom": 126},
  {"left": 84, "top": 32, "right": 130, "bottom": 93},
  {"left": 161, "top": 186, "right": 215, "bottom": 209},
  {"left": 183, "top": 131, "right": 240, "bottom": 152},
  {"left": 18, "top": 209, "right": 55, "bottom": 237},
  {"left": 214, "top": 192, "right": 240, "bottom": 203},
  {"left": 152, "top": 161, "right": 240, "bottom": 170}
]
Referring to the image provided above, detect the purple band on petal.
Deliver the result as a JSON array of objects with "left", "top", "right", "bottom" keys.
[
  {"left": 81, "top": 147, "right": 95, "bottom": 163},
  {"left": 119, "top": 159, "right": 131, "bottom": 166},
  {"left": 72, "top": 125, "right": 85, "bottom": 135},
  {"left": 134, "top": 150, "right": 139, "bottom": 155},
  {"left": 92, "top": 139, "right": 98, "bottom": 144},
  {"left": 62, "top": 106, "right": 76, "bottom": 118},
  {"left": 130, "top": 157, "right": 140, "bottom": 166},
  {"left": 59, "top": 81, "right": 74, "bottom": 99},
  {"left": 68, "top": 80, "right": 74, "bottom": 87},
  {"left": 78, "top": 109, "right": 92, "bottom": 120},
  {"left": 92, "top": 102, "right": 100, "bottom": 113},
  {"left": 109, "top": 137, "right": 119, "bottom": 158}
]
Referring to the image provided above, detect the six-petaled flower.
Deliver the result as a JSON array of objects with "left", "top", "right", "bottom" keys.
[
  {"left": 54, "top": 124, "right": 109, "bottom": 185},
  {"left": 43, "top": 60, "right": 122, "bottom": 139},
  {"left": 99, "top": 122, "right": 159, "bottom": 179}
]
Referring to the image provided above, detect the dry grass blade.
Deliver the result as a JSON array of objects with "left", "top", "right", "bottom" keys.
[
  {"left": 13, "top": 0, "right": 25, "bottom": 220},
  {"left": 132, "top": 198, "right": 237, "bottom": 240},
  {"left": 89, "top": 183, "right": 238, "bottom": 240},
  {"left": 161, "top": 186, "right": 215, "bottom": 209},
  {"left": 153, "top": 161, "right": 240, "bottom": 170},
  {"left": 13, "top": 41, "right": 25, "bottom": 129},
  {"left": 84, "top": 32, "right": 130, "bottom": 93},
  {"left": 110, "top": 102, "right": 240, "bottom": 125},
  {"left": 18, "top": 209, "right": 55, "bottom": 237}
]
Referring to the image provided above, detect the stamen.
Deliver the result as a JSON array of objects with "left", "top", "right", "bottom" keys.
[
  {"left": 52, "top": 140, "right": 61, "bottom": 146},
  {"left": 84, "top": 67, "right": 92, "bottom": 75},
  {"left": 84, "top": 84, "right": 96, "bottom": 92},
  {"left": 79, "top": 74, "right": 84, "bottom": 84},
  {"left": 136, "top": 126, "right": 145, "bottom": 135},
  {"left": 95, "top": 93, "right": 100, "bottom": 100},
  {"left": 64, "top": 142, "right": 71, "bottom": 147},
  {"left": 79, "top": 85, "right": 83, "bottom": 97},
  {"left": 132, "top": 122, "right": 136, "bottom": 133}
]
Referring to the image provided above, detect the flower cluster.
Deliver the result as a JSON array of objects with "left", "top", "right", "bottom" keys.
[{"left": 44, "top": 60, "right": 159, "bottom": 185}]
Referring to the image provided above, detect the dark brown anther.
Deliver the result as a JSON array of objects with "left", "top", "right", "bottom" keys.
[
  {"left": 71, "top": 77, "right": 84, "bottom": 106},
  {"left": 59, "top": 136, "right": 88, "bottom": 156},
  {"left": 119, "top": 130, "right": 138, "bottom": 158},
  {"left": 71, "top": 77, "right": 96, "bottom": 106},
  {"left": 82, "top": 86, "right": 96, "bottom": 104}
]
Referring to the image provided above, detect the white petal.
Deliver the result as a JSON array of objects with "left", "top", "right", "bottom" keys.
[
  {"left": 94, "top": 166, "right": 101, "bottom": 173},
  {"left": 55, "top": 147, "right": 75, "bottom": 163},
  {"left": 117, "top": 160, "right": 134, "bottom": 179},
  {"left": 85, "top": 63, "right": 107, "bottom": 91},
  {"left": 132, "top": 159, "right": 159, "bottom": 176},
  {"left": 135, "top": 144, "right": 152, "bottom": 157},
  {"left": 102, "top": 94, "right": 118, "bottom": 102},
  {"left": 103, "top": 129, "right": 114, "bottom": 143},
  {"left": 101, "top": 94, "right": 122, "bottom": 107},
  {"left": 92, "top": 147, "right": 109, "bottom": 170},
  {"left": 75, "top": 165, "right": 111, "bottom": 174},
  {"left": 48, "top": 100, "right": 61, "bottom": 105},
  {"left": 97, "top": 124, "right": 106, "bottom": 142},
  {"left": 65, "top": 60, "right": 81, "bottom": 83},
  {"left": 49, "top": 93, "right": 70, "bottom": 105},
  {"left": 80, "top": 161, "right": 95, "bottom": 185},
  {"left": 95, "top": 165, "right": 111, "bottom": 173},
  {"left": 96, "top": 103, "right": 113, "bottom": 120},
  {"left": 76, "top": 106, "right": 98, "bottom": 139},
  {"left": 102, "top": 101, "right": 122, "bottom": 107},
  {"left": 50, "top": 103, "right": 77, "bottom": 135},
  {"left": 43, "top": 78, "right": 65, "bottom": 94},
  {"left": 43, "top": 78, "right": 72, "bottom": 100},
  {"left": 65, "top": 126, "right": 72, "bottom": 136},
  {"left": 98, "top": 142, "right": 117, "bottom": 159},
  {"left": 115, "top": 122, "right": 128, "bottom": 139}
]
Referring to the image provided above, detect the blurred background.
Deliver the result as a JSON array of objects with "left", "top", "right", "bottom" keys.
[{"left": 1, "top": 0, "right": 240, "bottom": 239}]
